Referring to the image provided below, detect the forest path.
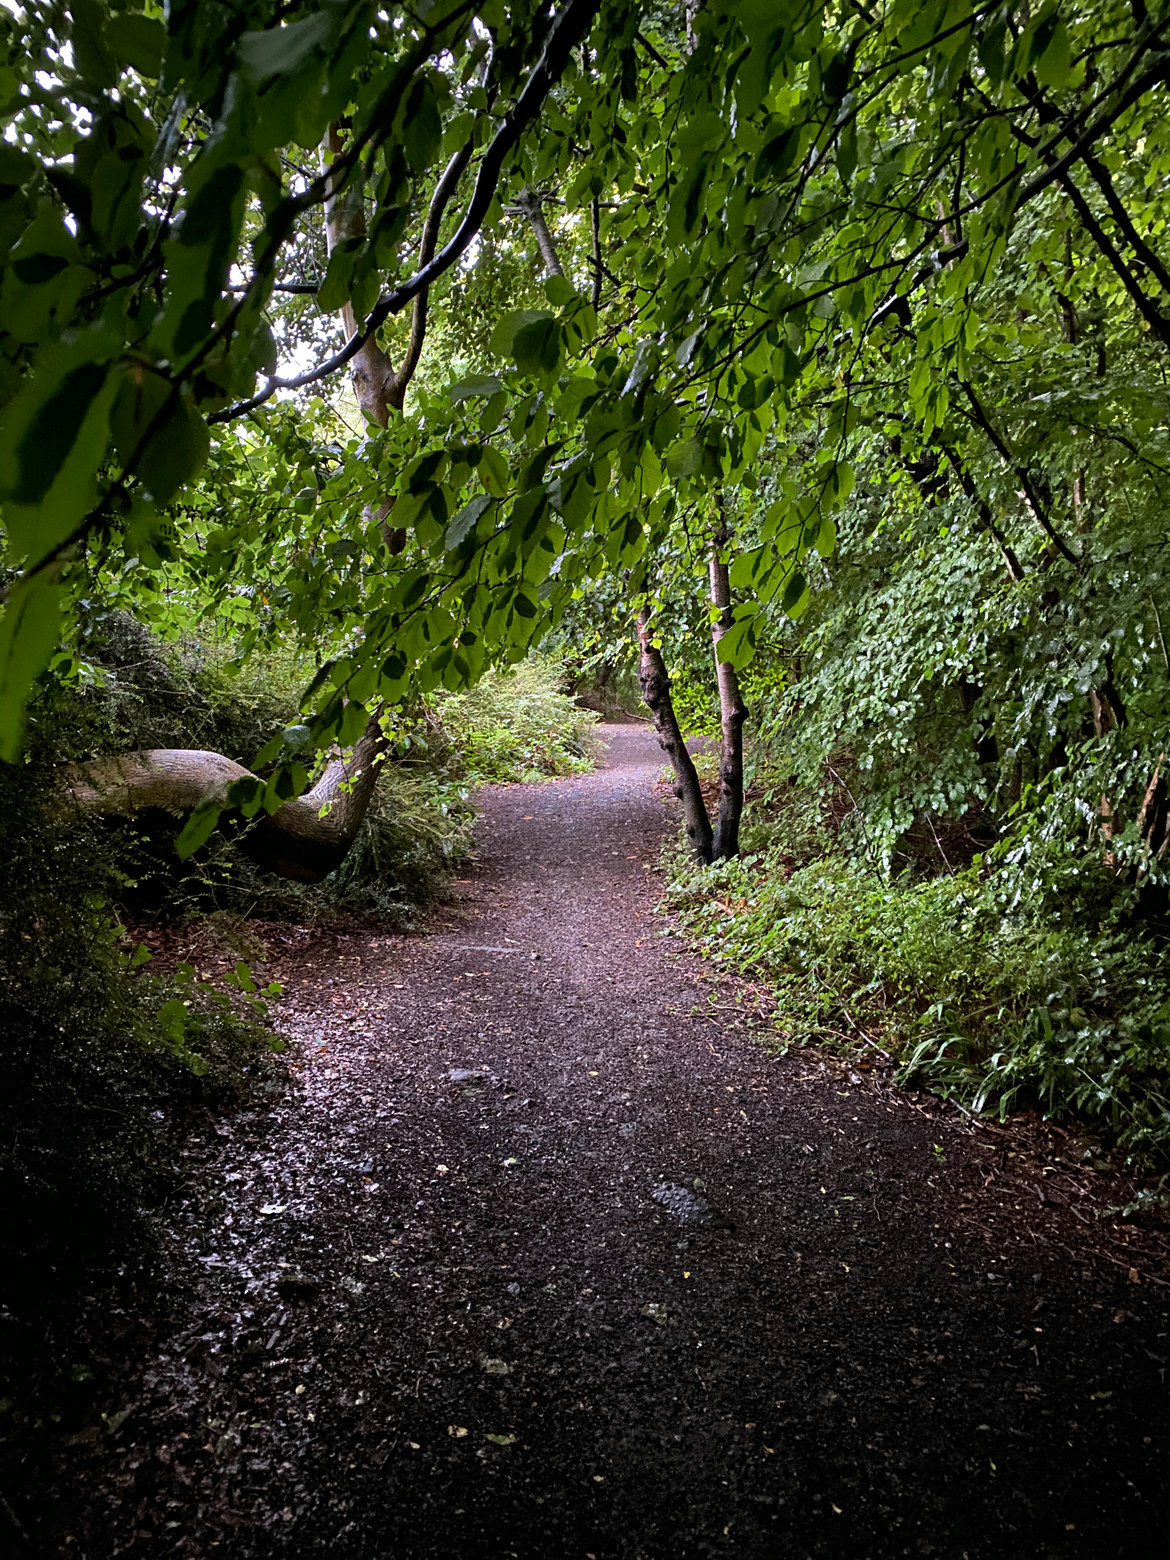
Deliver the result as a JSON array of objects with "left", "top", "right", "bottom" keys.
[{"left": 52, "top": 726, "right": 1168, "bottom": 1559}]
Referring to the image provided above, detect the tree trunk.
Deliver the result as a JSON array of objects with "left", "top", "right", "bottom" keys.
[
  {"left": 56, "top": 709, "right": 388, "bottom": 884},
  {"left": 708, "top": 519, "right": 747, "bottom": 860},
  {"left": 636, "top": 607, "right": 714, "bottom": 862},
  {"left": 513, "top": 188, "right": 565, "bottom": 278},
  {"left": 322, "top": 126, "right": 399, "bottom": 428},
  {"left": 1090, "top": 674, "right": 1126, "bottom": 868}
]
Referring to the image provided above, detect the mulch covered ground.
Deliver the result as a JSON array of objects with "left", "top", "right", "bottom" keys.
[{"left": 11, "top": 724, "right": 1170, "bottom": 1558}]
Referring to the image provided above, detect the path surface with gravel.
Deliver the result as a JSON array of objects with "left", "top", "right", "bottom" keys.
[{"left": 33, "top": 725, "right": 1170, "bottom": 1558}]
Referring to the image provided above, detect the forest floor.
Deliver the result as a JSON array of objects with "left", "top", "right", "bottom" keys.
[{"left": 16, "top": 724, "right": 1170, "bottom": 1559}]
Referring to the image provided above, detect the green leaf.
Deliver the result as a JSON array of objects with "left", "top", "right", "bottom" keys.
[
  {"left": 491, "top": 309, "right": 553, "bottom": 358},
  {"left": 755, "top": 127, "right": 799, "bottom": 181},
  {"left": 106, "top": 13, "right": 167, "bottom": 77},
  {"left": 402, "top": 77, "right": 442, "bottom": 172},
  {"left": 125, "top": 388, "right": 210, "bottom": 505},
  {"left": 175, "top": 798, "right": 222, "bottom": 858},
  {"left": 666, "top": 439, "right": 702, "bottom": 481},
  {"left": 70, "top": 0, "right": 118, "bottom": 89},
  {"left": 481, "top": 392, "right": 507, "bottom": 432},
  {"left": 512, "top": 316, "right": 561, "bottom": 376},
  {"left": 1, "top": 360, "right": 109, "bottom": 507},
  {"left": 239, "top": 14, "right": 331, "bottom": 80},
  {"left": 781, "top": 570, "right": 808, "bottom": 617},
  {"left": 317, "top": 235, "right": 360, "bottom": 314},
  {"left": 449, "top": 374, "right": 504, "bottom": 401},
  {"left": 0, "top": 332, "right": 120, "bottom": 560},
  {"left": 820, "top": 45, "right": 854, "bottom": 103},
  {"left": 446, "top": 492, "right": 493, "bottom": 549},
  {"left": 478, "top": 446, "right": 510, "bottom": 494},
  {"left": 0, "top": 572, "right": 61, "bottom": 760},
  {"left": 544, "top": 275, "right": 577, "bottom": 307},
  {"left": 156, "top": 998, "right": 188, "bottom": 1042},
  {"left": 1034, "top": 18, "right": 1071, "bottom": 90}
]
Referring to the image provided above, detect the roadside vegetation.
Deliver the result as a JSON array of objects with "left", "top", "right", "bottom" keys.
[
  {"left": 4, "top": 0, "right": 1170, "bottom": 1399},
  {"left": 0, "top": 634, "right": 595, "bottom": 1319}
]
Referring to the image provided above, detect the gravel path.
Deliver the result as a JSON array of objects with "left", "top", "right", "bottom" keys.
[{"left": 34, "top": 725, "right": 1170, "bottom": 1558}]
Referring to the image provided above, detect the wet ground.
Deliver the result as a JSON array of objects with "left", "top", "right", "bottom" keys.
[{"left": 17, "top": 725, "right": 1170, "bottom": 1557}]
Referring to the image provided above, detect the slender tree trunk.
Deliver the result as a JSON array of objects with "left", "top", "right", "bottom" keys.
[
  {"left": 636, "top": 607, "right": 714, "bottom": 862},
  {"left": 511, "top": 186, "right": 567, "bottom": 279},
  {"left": 513, "top": 187, "right": 565, "bottom": 278},
  {"left": 1090, "top": 672, "right": 1126, "bottom": 868},
  {"left": 708, "top": 515, "right": 747, "bottom": 860},
  {"left": 322, "top": 126, "right": 399, "bottom": 428}
]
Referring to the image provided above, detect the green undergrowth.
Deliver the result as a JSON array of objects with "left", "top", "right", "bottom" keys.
[
  {"left": 665, "top": 787, "right": 1170, "bottom": 1168},
  {"left": 435, "top": 654, "right": 601, "bottom": 785},
  {"left": 37, "top": 626, "right": 595, "bottom": 924},
  {"left": 0, "top": 776, "right": 283, "bottom": 1311}
]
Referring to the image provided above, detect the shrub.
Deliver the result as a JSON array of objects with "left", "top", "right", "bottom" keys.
[
  {"left": 665, "top": 804, "right": 1170, "bottom": 1165},
  {"left": 434, "top": 654, "right": 601, "bottom": 784}
]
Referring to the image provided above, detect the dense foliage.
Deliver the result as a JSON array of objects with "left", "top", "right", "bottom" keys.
[{"left": 4, "top": 0, "right": 1170, "bottom": 1162}]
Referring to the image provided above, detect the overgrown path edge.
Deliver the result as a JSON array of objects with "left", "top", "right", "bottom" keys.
[{"left": 40, "top": 725, "right": 1170, "bottom": 1559}]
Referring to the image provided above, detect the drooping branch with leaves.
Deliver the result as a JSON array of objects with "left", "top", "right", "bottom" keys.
[{"left": 1, "top": 0, "right": 1169, "bottom": 890}]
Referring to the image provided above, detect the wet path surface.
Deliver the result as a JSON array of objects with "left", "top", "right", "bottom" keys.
[{"left": 43, "top": 727, "right": 1170, "bottom": 1557}]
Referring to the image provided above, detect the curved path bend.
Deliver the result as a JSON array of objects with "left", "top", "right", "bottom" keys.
[{"left": 44, "top": 726, "right": 1170, "bottom": 1558}]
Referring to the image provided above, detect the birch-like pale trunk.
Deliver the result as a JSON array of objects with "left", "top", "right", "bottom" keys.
[{"left": 56, "top": 709, "right": 389, "bottom": 883}]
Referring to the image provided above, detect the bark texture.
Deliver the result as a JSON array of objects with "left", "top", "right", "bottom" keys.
[
  {"left": 322, "top": 126, "right": 400, "bottom": 427},
  {"left": 636, "top": 608, "right": 714, "bottom": 862},
  {"left": 708, "top": 527, "right": 747, "bottom": 860},
  {"left": 321, "top": 127, "right": 471, "bottom": 426},
  {"left": 512, "top": 188, "right": 565, "bottom": 278},
  {"left": 57, "top": 709, "right": 389, "bottom": 884}
]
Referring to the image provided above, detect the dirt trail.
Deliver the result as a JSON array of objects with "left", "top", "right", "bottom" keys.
[{"left": 37, "top": 726, "right": 1170, "bottom": 1557}]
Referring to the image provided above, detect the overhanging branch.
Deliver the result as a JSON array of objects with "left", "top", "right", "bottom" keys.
[{"left": 210, "top": 0, "right": 599, "bottom": 424}]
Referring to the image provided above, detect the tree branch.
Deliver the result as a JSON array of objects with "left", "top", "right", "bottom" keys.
[
  {"left": 390, "top": 139, "right": 476, "bottom": 406},
  {"left": 210, "top": 0, "right": 599, "bottom": 424},
  {"left": 959, "top": 382, "right": 1082, "bottom": 566}
]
